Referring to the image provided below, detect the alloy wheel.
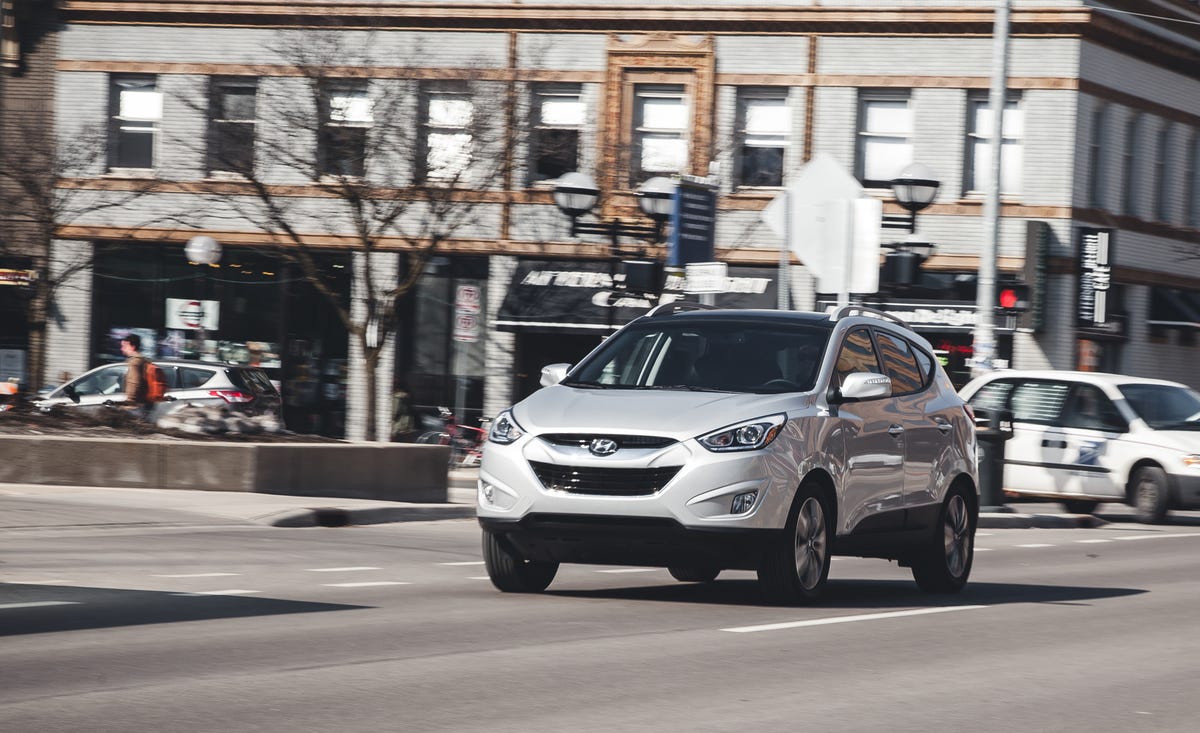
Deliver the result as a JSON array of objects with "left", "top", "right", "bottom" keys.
[
  {"left": 943, "top": 494, "right": 971, "bottom": 578},
  {"left": 793, "top": 496, "right": 827, "bottom": 590}
]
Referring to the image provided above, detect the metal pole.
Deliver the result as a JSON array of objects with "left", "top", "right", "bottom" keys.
[
  {"left": 778, "top": 189, "right": 790, "bottom": 310},
  {"left": 972, "top": 0, "right": 1010, "bottom": 376}
]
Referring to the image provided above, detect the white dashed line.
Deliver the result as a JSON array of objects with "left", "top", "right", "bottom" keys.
[
  {"left": 172, "top": 589, "right": 261, "bottom": 596},
  {"left": 1077, "top": 539, "right": 1112, "bottom": 544},
  {"left": 322, "top": 581, "right": 411, "bottom": 588},
  {"left": 439, "top": 561, "right": 485, "bottom": 566},
  {"left": 975, "top": 548, "right": 993, "bottom": 552},
  {"left": 723, "top": 605, "right": 986, "bottom": 633},
  {"left": 305, "top": 567, "right": 381, "bottom": 572},
  {"left": 595, "top": 568, "right": 660, "bottom": 574},
  {"left": 1017, "top": 543, "right": 1055, "bottom": 548},
  {"left": 0, "top": 601, "right": 80, "bottom": 610},
  {"left": 469, "top": 576, "right": 490, "bottom": 580},
  {"left": 154, "top": 572, "right": 241, "bottom": 578},
  {"left": 17, "top": 579, "right": 76, "bottom": 585},
  {"left": 1114, "top": 533, "right": 1199, "bottom": 541}
]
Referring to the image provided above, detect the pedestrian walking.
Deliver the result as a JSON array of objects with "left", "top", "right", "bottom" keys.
[{"left": 120, "top": 333, "right": 153, "bottom": 418}]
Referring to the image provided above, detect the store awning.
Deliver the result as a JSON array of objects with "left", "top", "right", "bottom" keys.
[
  {"left": 1149, "top": 288, "right": 1200, "bottom": 328},
  {"left": 495, "top": 260, "right": 778, "bottom": 333}
]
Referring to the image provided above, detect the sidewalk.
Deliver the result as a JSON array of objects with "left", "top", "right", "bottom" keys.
[{"left": 1, "top": 467, "right": 1114, "bottom": 530}]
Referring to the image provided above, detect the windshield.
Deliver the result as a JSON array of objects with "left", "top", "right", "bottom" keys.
[
  {"left": 1118, "top": 383, "right": 1200, "bottom": 429},
  {"left": 562, "top": 320, "right": 830, "bottom": 393}
]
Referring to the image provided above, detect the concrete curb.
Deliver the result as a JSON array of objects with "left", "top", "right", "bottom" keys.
[{"left": 261, "top": 504, "right": 477, "bottom": 528}]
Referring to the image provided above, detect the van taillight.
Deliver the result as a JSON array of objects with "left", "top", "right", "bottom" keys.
[{"left": 209, "top": 390, "right": 253, "bottom": 404}]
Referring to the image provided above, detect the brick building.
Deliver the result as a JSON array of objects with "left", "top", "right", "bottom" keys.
[{"left": 26, "top": 0, "right": 1200, "bottom": 439}]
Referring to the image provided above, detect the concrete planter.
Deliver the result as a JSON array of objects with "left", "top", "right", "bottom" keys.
[{"left": 0, "top": 436, "right": 450, "bottom": 502}]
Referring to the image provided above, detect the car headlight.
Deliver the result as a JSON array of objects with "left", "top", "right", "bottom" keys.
[
  {"left": 697, "top": 414, "right": 786, "bottom": 452},
  {"left": 488, "top": 410, "right": 525, "bottom": 445}
]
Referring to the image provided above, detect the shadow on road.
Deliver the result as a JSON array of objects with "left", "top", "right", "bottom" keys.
[
  {"left": 0, "top": 583, "right": 368, "bottom": 637},
  {"left": 549, "top": 578, "right": 1145, "bottom": 609}
]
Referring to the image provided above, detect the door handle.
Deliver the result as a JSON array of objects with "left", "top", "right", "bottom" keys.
[{"left": 888, "top": 425, "right": 905, "bottom": 437}]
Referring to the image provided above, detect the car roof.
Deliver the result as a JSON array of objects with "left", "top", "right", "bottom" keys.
[
  {"left": 964, "top": 369, "right": 1189, "bottom": 391},
  {"left": 93, "top": 359, "right": 258, "bottom": 371},
  {"left": 644, "top": 308, "right": 837, "bottom": 328}
]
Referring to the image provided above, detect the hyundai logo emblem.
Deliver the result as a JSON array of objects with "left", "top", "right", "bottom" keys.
[{"left": 588, "top": 438, "right": 618, "bottom": 456}]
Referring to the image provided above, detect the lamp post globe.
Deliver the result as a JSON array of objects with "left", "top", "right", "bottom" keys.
[
  {"left": 185, "top": 235, "right": 222, "bottom": 265},
  {"left": 891, "top": 162, "right": 940, "bottom": 214},
  {"left": 637, "top": 176, "right": 677, "bottom": 221},
  {"left": 552, "top": 172, "right": 600, "bottom": 217}
]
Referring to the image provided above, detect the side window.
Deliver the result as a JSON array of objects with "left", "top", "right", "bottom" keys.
[
  {"left": 968, "top": 380, "right": 1015, "bottom": 411},
  {"left": 178, "top": 367, "right": 215, "bottom": 389},
  {"left": 1009, "top": 380, "right": 1070, "bottom": 424},
  {"left": 874, "top": 330, "right": 923, "bottom": 395},
  {"left": 1062, "top": 384, "right": 1127, "bottom": 433},
  {"left": 72, "top": 366, "right": 126, "bottom": 397},
  {"left": 910, "top": 342, "right": 934, "bottom": 387},
  {"left": 835, "top": 328, "right": 882, "bottom": 388}
]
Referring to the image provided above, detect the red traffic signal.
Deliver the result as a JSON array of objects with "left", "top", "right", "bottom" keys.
[{"left": 996, "top": 283, "right": 1030, "bottom": 312}]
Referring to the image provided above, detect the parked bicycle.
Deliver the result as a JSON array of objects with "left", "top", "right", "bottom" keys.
[{"left": 416, "top": 406, "right": 488, "bottom": 467}]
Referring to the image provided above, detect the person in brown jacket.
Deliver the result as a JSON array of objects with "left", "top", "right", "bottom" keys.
[{"left": 120, "top": 333, "right": 151, "bottom": 416}]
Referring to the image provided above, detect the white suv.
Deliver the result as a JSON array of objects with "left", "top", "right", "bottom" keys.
[
  {"left": 477, "top": 305, "right": 979, "bottom": 603},
  {"left": 961, "top": 369, "right": 1200, "bottom": 523}
]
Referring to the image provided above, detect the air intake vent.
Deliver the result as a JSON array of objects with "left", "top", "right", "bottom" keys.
[
  {"left": 538, "top": 434, "right": 676, "bottom": 450},
  {"left": 528, "top": 461, "right": 681, "bottom": 496}
]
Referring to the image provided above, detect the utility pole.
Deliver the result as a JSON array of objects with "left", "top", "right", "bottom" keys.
[{"left": 972, "top": 0, "right": 1010, "bottom": 376}]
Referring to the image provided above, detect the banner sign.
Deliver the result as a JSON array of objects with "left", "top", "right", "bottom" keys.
[
  {"left": 668, "top": 181, "right": 717, "bottom": 267},
  {"left": 0, "top": 269, "right": 35, "bottom": 286},
  {"left": 1078, "top": 228, "right": 1113, "bottom": 327},
  {"left": 165, "top": 298, "right": 220, "bottom": 331}
]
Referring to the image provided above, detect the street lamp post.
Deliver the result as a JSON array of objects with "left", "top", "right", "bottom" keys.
[
  {"left": 880, "top": 163, "right": 940, "bottom": 290},
  {"left": 185, "top": 235, "right": 222, "bottom": 357},
  {"left": 552, "top": 172, "right": 675, "bottom": 331}
]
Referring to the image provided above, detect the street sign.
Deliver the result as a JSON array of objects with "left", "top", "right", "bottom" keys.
[
  {"left": 684, "top": 262, "right": 728, "bottom": 294},
  {"left": 165, "top": 298, "right": 220, "bottom": 331},
  {"left": 668, "top": 181, "right": 717, "bottom": 267},
  {"left": 455, "top": 284, "right": 482, "bottom": 313},
  {"left": 452, "top": 313, "right": 479, "bottom": 343}
]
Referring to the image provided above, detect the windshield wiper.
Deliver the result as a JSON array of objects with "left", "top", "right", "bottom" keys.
[
  {"left": 562, "top": 380, "right": 613, "bottom": 389},
  {"left": 638, "top": 384, "right": 729, "bottom": 392}
]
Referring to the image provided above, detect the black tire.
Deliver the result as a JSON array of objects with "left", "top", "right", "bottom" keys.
[
  {"left": 1131, "top": 466, "right": 1170, "bottom": 524},
  {"left": 912, "top": 487, "right": 976, "bottom": 593},
  {"left": 481, "top": 529, "right": 558, "bottom": 593},
  {"left": 757, "top": 483, "right": 832, "bottom": 604},
  {"left": 1062, "top": 499, "right": 1099, "bottom": 515},
  {"left": 668, "top": 566, "right": 720, "bottom": 583}
]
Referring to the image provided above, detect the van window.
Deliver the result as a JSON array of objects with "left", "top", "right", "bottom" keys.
[{"left": 1009, "top": 380, "right": 1070, "bottom": 424}]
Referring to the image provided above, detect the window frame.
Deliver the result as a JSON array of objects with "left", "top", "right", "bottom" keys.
[
  {"left": 871, "top": 328, "right": 929, "bottom": 397},
  {"left": 964, "top": 92, "right": 1023, "bottom": 197},
  {"left": 855, "top": 90, "right": 913, "bottom": 189},
  {"left": 1154, "top": 124, "right": 1170, "bottom": 222},
  {"left": 1122, "top": 113, "right": 1142, "bottom": 216},
  {"left": 421, "top": 83, "right": 475, "bottom": 184},
  {"left": 629, "top": 81, "right": 690, "bottom": 185},
  {"left": 207, "top": 76, "right": 258, "bottom": 177},
  {"left": 834, "top": 326, "right": 884, "bottom": 390},
  {"left": 318, "top": 81, "right": 373, "bottom": 178},
  {"left": 1185, "top": 131, "right": 1200, "bottom": 228},
  {"left": 108, "top": 74, "right": 161, "bottom": 172},
  {"left": 527, "top": 83, "right": 583, "bottom": 186},
  {"left": 734, "top": 87, "right": 790, "bottom": 189},
  {"left": 1088, "top": 105, "right": 1108, "bottom": 209}
]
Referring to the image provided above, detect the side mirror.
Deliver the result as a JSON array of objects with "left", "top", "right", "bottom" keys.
[
  {"left": 836, "top": 372, "right": 892, "bottom": 402},
  {"left": 540, "top": 363, "right": 571, "bottom": 388},
  {"left": 63, "top": 383, "right": 80, "bottom": 403}
]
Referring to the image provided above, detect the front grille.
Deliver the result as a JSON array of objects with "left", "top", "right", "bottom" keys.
[
  {"left": 538, "top": 434, "right": 676, "bottom": 450},
  {"left": 528, "top": 461, "right": 682, "bottom": 496}
]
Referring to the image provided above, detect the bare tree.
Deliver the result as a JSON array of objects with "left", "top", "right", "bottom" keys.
[
  {"left": 176, "top": 32, "right": 514, "bottom": 440},
  {"left": 0, "top": 116, "right": 158, "bottom": 394}
]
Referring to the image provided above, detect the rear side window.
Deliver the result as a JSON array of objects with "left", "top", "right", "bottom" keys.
[
  {"left": 230, "top": 368, "right": 278, "bottom": 395},
  {"left": 177, "top": 367, "right": 215, "bottom": 389},
  {"left": 874, "top": 330, "right": 924, "bottom": 395},
  {"left": 1009, "top": 380, "right": 1070, "bottom": 424}
]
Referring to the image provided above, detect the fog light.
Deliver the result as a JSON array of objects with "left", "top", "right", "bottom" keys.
[
  {"left": 730, "top": 490, "right": 758, "bottom": 515},
  {"left": 481, "top": 483, "right": 495, "bottom": 505}
]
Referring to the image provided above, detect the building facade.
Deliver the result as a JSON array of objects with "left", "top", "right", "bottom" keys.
[{"left": 31, "top": 0, "right": 1200, "bottom": 439}]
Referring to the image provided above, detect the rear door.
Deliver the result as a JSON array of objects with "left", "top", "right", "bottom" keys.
[{"left": 993, "top": 378, "right": 1073, "bottom": 495}]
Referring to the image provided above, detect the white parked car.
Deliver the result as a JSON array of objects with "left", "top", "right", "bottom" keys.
[
  {"left": 960, "top": 370, "right": 1200, "bottom": 523},
  {"left": 477, "top": 304, "right": 979, "bottom": 602}
]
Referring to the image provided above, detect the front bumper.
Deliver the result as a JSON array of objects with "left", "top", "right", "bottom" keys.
[{"left": 1168, "top": 473, "right": 1200, "bottom": 508}]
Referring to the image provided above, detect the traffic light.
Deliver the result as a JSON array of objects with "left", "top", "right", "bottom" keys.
[{"left": 996, "top": 282, "right": 1031, "bottom": 312}]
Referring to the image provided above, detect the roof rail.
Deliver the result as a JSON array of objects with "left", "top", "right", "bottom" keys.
[
  {"left": 830, "top": 305, "right": 911, "bottom": 329},
  {"left": 646, "top": 301, "right": 721, "bottom": 317}
]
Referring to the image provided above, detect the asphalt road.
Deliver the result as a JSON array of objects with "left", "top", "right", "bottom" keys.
[{"left": 2, "top": 497, "right": 1199, "bottom": 732}]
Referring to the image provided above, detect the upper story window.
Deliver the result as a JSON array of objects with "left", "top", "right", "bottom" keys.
[
  {"left": 529, "top": 84, "right": 583, "bottom": 185},
  {"left": 422, "top": 84, "right": 474, "bottom": 183},
  {"left": 735, "top": 88, "right": 789, "bottom": 188},
  {"left": 856, "top": 92, "right": 912, "bottom": 188},
  {"left": 631, "top": 83, "right": 688, "bottom": 184},
  {"left": 965, "top": 93, "right": 1023, "bottom": 196},
  {"left": 1187, "top": 132, "right": 1200, "bottom": 228},
  {"left": 1122, "top": 113, "right": 1142, "bottom": 216},
  {"left": 1154, "top": 125, "right": 1170, "bottom": 222},
  {"left": 1088, "top": 105, "right": 1108, "bottom": 208},
  {"left": 208, "top": 77, "right": 257, "bottom": 176},
  {"left": 109, "top": 75, "right": 161, "bottom": 170},
  {"left": 319, "top": 83, "right": 372, "bottom": 178}
]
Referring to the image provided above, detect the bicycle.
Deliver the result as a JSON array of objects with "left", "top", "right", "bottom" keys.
[{"left": 416, "top": 406, "right": 488, "bottom": 467}]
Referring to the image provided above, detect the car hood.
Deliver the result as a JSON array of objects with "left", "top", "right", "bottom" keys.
[
  {"left": 1130, "top": 427, "right": 1200, "bottom": 453},
  {"left": 512, "top": 384, "right": 810, "bottom": 439}
]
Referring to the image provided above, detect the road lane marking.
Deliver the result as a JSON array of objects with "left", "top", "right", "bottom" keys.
[
  {"left": 722, "top": 605, "right": 986, "bottom": 633},
  {"left": 469, "top": 576, "right": 490, "bottom": 580},
  {"left": 1077, "top": 539, "right": 1111, "bottom": 544},
  {"left": 172, "top": 589, "right": 261, "bottom": 596},
  {"left": 439, "top": 561, "right": 485, "bottom": 566},
  {"left": 154, "top": 573, "right": 241, "bottom": 578},
  {"left": 18, "top": 580, "right": 77, "bottom": 585},
  {"left": 1114, "top": 533, "right": 1200, "bottom": 541},
  {"left": 975, "top": 548, "right": 993, "bottom": 552},
  {"left": 1017, "top": 543, "right": 1055, "bottom": 548},
  {"left": 595, "top": 568, "right": 659, "bottom": 574},
  {"left": 305, "top": 567, "right": 381, "bottom": 572},
  {"left": 322, "top": 581, "right": 411, "bottom": 588},
  {"left": 0, "top": 601, "right": 80, "bottom": 610}
]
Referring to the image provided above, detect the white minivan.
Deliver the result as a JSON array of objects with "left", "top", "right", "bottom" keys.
[{"left": 960, "top": 370, "right": 1200, "bottom": 523}]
